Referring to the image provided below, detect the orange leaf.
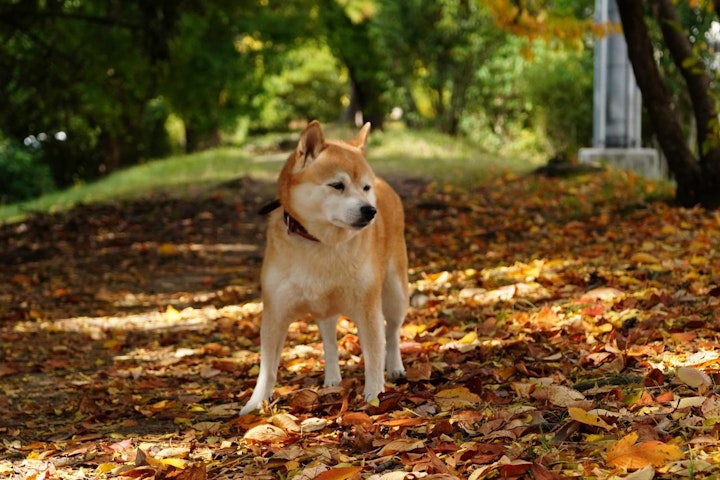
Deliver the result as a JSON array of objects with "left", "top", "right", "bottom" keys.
[
  {"left": 607, "top": 432, "right": 683, "bottom": 469},
  {"left": 313, "top": 466, "right": 361, "bottom": 480},
  {"left": 339, "top": 412, "right": 372, "bottom": 428}
]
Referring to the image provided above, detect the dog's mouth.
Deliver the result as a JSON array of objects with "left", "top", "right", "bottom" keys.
[{"left": 351, "top": 218, "right": 374, "bottom": 229}]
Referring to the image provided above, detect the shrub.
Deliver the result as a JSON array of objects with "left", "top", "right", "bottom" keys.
[{"left": 0, "top": 139, "right": 56, "bottom": 204}]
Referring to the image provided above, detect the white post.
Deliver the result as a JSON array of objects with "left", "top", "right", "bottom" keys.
[{"left": 580, "top": 0, "right": 665, "bottom": 178}]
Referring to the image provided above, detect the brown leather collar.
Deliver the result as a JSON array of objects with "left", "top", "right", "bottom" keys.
[{"left": 283, "top": 211, "right": 320, "bottom": 242}]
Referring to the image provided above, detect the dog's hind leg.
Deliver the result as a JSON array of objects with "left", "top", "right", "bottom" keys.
[
  {"left": 383, "top": 261, "right": 409, "bottom": 380},
  {"left": 317, "top": 316, "right": 341, "bottom": 387},
  {"left": 239, "top": 306, "right": 290, "bottom": 415}
]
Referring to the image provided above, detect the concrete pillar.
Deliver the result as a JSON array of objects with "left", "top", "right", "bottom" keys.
[{"left": 580, "top": 0, "right": 665, "bottom": 178}]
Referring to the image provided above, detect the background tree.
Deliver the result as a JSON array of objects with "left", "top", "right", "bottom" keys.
[
  {"left": 318, "top": 0, "right": 389, "bottom": 128},
  {"left": 0, "top": 0, "right": 610, "bottom": 200},
  {"left": 374, "top": 0, "right": 510, "bottom": 135},
  {"left": 617, "top": 0, "right": 720, "bottom": 208}
]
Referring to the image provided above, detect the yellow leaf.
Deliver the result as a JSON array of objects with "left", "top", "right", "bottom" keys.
[
  {"left": 96, "top": 463, "right": 118, "bottom": 474},
  {"left": 459, "top": 331, "right": 477, "bottom": 344},
  {"left": 568, "top": 407, "right": 613, "bottom": 431},
  {"left": 607, "top": 432, "right": 683, "bottom": 469},
  {"left": 157, "top": 243, "right": 180, "bottom": 256},
  {"left": 435, "top": 386, "right": 481, "bottom": 410},
  {"left": 165, "top": 305, "right": 182, "bottom": 321},
  {"left": 160, "top": 458, "right": 189, "bottom": 469},
  {"left": 631, "top": 252, "right": 660, "bottom": 264}
]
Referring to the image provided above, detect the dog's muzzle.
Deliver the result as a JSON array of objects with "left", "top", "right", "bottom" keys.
[{"left": 354, "top": 204, "right": 377, "bottom": 228}]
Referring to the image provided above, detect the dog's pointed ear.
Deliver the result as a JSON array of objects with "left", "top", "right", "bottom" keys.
[
  {"left": 295, "top": 121, "right": 325, "bottom": 170},
  {"left": 349, "top": 122, "right": 371, "bottom": 153}
]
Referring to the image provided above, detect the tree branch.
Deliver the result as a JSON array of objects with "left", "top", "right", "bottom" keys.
[{"left": 0, "top": 9, "right": 137, "bottom": 30}]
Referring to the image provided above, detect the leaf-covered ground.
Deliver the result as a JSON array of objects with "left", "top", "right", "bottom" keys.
[{"left": 2, "top": 171, "right": 720, "bottom": 480}]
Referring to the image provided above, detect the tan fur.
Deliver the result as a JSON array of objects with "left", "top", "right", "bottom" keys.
[{"left": 240, "top": 121, "right": 408, "bottom": 414}]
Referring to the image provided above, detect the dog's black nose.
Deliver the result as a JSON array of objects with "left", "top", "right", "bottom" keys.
[{"left": 360, "top": 205, "right": 377, "bottom": 222}]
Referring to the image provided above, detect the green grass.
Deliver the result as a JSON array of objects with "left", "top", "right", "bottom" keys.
[{"left": 0, "top": 127, "right": 538, "bottom": 223}]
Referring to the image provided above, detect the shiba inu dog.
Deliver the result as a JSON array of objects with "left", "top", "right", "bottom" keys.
[{"left": 239, "top": 121, "right": 409, "bottom": 414}]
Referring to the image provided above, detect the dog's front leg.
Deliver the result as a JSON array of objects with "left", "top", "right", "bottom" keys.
[
  {"left": 239, "top": 306, "right": 290, "bottom": 415},
  {"left": 353, "top": 307, "right": 386, "bottom": 402},
  {"left": 317, "top": 316, "right": 341, "bottom": 387}
]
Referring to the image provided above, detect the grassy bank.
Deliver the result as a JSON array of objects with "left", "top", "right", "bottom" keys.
[{"left": 0, "top": 127, "right": 537, "bottom": 223}]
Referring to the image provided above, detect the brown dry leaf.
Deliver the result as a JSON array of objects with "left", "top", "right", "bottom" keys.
[
  {"left": 242, "top": 424, "right": 287, "bottom": 444},
  {"left": 608, "top": 465, "right": 655, "bottom": 480},
  {"left": 271, "top": 412, "right": 301, "bottom": 433},
  {"left": 701, "top": 394, "right": 720, "bottom": 419},
  {"left": 607, "top": 431, "right": 684, "bottom": 469},
  {"left": 676, "top": 366, "right": 712, "bottom": 390},
  {"left": 435, "top": 386, "right": 482, "bottom": 410},
  {"left": 167, "top": 465, "right": 207, "bottom": 480},
  {"left": 378, "top": 438, "right": 425, "bottom": 456},
  {"left": 532, "top": 385, "right": 586, "bottom": 407},
  {"left": 405, "top": 358, "right": 432, "bottom": 381},
  {"left": 300, "top": 417, "right": 328, "bottom": 432}
]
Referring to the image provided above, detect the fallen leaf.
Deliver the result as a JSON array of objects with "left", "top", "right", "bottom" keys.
[
  {"left": 567, "top": 406, "right": 614, "bottom": 431},
  {"left": 243, "top": 424, "right": 287, "bottom": 443},
  {"left": 532, "top": 385, "right": 586, "bottom": 407},
  {"left": 608, "top": 465, "right": 655, "bottom": 480},
  {"left": 676, "top": 366, "right": 711, "bottom": 390},
  {"left": 630, "top": 252, "right": 660, "bottom": 264},
  {"left": 435, "top": 386, "right": 481, "bottom": 410},
  {"left": 607, "top": 431, "right": 683, "bottom": 469},
  {"left": 701, "top": 394, "right": 720, "bottom": 419},
  {"left": 271, "top": 412, "right": 301, "bottom": 433},
  {"left": 313, "top": 466, "right": 362, "bottom": 480},
  {"left": 378, "top": 438, "right": 425, "bottom": 456},
  {"left": 300, "top": 417, "right": 328, "bottom": 432}
]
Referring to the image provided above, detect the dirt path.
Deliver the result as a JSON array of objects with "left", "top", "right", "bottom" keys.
[{"left": 2, "top": 172, "right": 720, "bottom": 479}]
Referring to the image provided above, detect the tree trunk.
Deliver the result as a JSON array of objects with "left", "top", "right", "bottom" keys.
[
  {"left": 319, "top": 0, "right": 385, "bottom": 130},
  {"left": 615, "top": 0, "right": 704, "bottom": 207},
  {"left": 651, "top": 0, "right": 718, "bottom": 159},
  {"left": 339, "top": 79, "right": 361, "bottom": 125}
]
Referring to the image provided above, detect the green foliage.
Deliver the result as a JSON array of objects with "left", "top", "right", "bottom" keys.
[
  {"left": 374, "top": 0, "right": 510, "bottom": 134},
  {"left": 253, "top": 42, "right": 346, "bottom": 131},
  {"left": 524, "top": 47, "right": 593, "bottom": 156},
  {"left": 0, "top": 139, "right": 55, "bottom": 204},
  {"left": 0, "top": 0, "right": 602, "bottom": 190}
]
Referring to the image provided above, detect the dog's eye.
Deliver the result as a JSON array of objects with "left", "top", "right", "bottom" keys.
[
  {"left": 328, "top": 182, "right": 345, "bottom": 192},
  {"left": 363, "top": 185, "right": 371, "bottom": 192}
]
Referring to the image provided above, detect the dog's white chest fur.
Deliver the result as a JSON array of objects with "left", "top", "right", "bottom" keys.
[{"left": 262, "top": 229, "right": 375, "bottom": 320}]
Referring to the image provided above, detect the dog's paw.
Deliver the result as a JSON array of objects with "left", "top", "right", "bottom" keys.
[
  {"left": 387, "top": 368, "right": 406, "bottom": 381},
  {"left": 239, "top": 401, "right": 262, "bottom": 416},
  {"left": 323, "top": 376, "right": 341, "bottom": 387}
]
